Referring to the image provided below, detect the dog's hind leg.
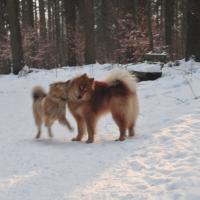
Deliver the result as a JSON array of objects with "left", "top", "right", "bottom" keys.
[
  {"left": 128, "top": 123, "right": 135, "bottom": 137},
  {"left": 58, "top": 115, "right": 73, "bottom": 131},
  {"left": 34, "top": 114, "right": 42, "bottom": 139},
  {"left": 44, "top": 118, "right": 53, "bottom": 138},
  {"left": 116, "top": 125, "right": 126, "bottom": 141},
  {"left": 35, "top": 124, "right": 42, "bottom": 139},
  {"left": 112, "top": 112, "right": 126, "bottom": 141},
  {"left": 47, "top": 126, "right": 53, "bottom": 138},
  {"left": 128, "top": 125, "right": 135, "bottom": 137}
]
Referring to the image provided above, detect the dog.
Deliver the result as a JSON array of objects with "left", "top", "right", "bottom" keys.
[
  {"left": 67, "top": 69, "right": 139, "bottom": 143},
  {"left": 32, "top": 81, "right": 73, "bottom": 139}
]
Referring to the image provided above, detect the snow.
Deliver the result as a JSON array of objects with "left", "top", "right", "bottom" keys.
[
  {"left": 127, "top": 62, "right": 162, "bottom": 72},
  {"left": 0, "top": 61, "right": 200, "bottom": 200}
]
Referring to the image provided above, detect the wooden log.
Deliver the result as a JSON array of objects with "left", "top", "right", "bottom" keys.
[{"left": 129, "top": 70, "right": 162, "bottom": 82}]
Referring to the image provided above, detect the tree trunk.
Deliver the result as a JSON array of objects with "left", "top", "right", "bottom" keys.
[
  {"left": 165, "top": 0, "right": 175, "bottom": 57},
  {"left": 0, "top": 0, "right": 6, "bottom": 41},
  {"left": 47, "top": 0, "right": 53, "bottom": 41},
  {"left": 95, "top": 0, "right": 114, "bottom": 63},
  {"left": 7, "top": 0, "right": 23, "bottom": 74},
  {"left": 22, "top": 0, "right": 34, "bottom": 28},
  {"left": 83, "top": 0, "right": 96, "bottom": 64},
  {"left": 147, "top": 0, "right": 154, "bottom": 50},
  {"left": 60, "top": 0, "right": 66, "bottom": 66},
  {"left": 27, "top": 0, "right": 34, "bottom": 28},
  {"left": 185, "top": 0, "right": 200, "bottom": 61},
  {"left": 54, "top": 0, "right": 61, "bottom": 67},
  {"left": 39, "top": 0, "right": 47, "bottom": 39},
  {"left": 64, "top": 0, "right": 76, "bottom": 66},
  {"left": 181, "top": 0, "right": 187, "bottom": 59},
  {"left": 33, "top": 0, "right": 38, "bottom": 30},
  {"left": 160, "top": 0, "right": 165, "bottom": 46}
]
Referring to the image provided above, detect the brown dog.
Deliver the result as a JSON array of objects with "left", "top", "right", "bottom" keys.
[
  {"left": 32, "top": 81, "right": 73, "bottom": 139},
  {"left": 67, "top": 69, "right": 139, "bottom": 143}
]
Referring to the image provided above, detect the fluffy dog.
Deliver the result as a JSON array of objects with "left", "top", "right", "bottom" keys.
[
  {"left": 32, "top": 81, "right": 73, "bottom": 139},
  {"left": 67, "top": 69, "right": 139, "bottom": 143}
]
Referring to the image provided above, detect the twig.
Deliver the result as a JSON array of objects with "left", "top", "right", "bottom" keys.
[
  {"left": 183, "top": 75, "right": 198, "bottom": 99},
  {"left": 163, "top": 64, "right": 199, "bottom": 100},
  {"left": 164, "top": 94, "right": 186, "bottom": 103}
]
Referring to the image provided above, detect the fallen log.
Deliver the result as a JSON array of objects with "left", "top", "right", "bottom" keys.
[{"left": 129, "top": 70, "right": 162, "bottom": 82}]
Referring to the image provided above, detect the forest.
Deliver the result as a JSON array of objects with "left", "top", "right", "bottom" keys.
[{"left": 0, "top": 0, "right": 200, "bottom": 74}]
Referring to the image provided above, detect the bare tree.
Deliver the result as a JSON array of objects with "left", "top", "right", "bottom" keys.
[
  {"left": 0, "top": 0, "right": 6, "bottom": 41},
  {"left": 39, "top": 0, "right": 47, "bottom": 39},
  {"left": 64, "top": 0, "right": 76, "bottom": 66},
  {"left": 83, "top": 0, "right": 96, "bottom": 64},
  {"left": 147, "top": 0, "right": 154, "bottom": 50},
  {"left": 164, "top": 0, "right": 175, "bottom": 57},
  {"left": 185, "top": 0, "right": 200, "bottom": 61},
  {"left": 7, "top": 0, "right": 23, "bottom": 74},
  {"left": 22, "top": 0, "right": 34, "bottom": 28}
]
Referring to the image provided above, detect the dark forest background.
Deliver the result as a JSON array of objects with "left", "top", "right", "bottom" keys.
[{"left": 0, "top": 0, "right": 200, "bottom": 74}]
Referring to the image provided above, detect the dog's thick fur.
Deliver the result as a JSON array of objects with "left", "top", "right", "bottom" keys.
[
  {"left": 32, "top": 81, "right": 73, "bottom": 138},
  {"left": 67, "top": 69, "right": 139, "bottom": 143}
]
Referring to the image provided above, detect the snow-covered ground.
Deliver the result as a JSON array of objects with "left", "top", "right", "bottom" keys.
[{"left": 0, "top": 61, "right": 200, "bottom": 200}]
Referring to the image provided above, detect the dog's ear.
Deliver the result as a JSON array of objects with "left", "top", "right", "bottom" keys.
[
  {"left": 65, "top": 80, "right": 71, "bottom": 85},
  {"left": 89, "top": 78, "right": 95, "bottom": 89},
  {"left": 89, "top": 78, "right": 94, "bottom": 83},
  {"left": 81, "top": 73, "right": 88, "bottom": 78},
  {"left": 49, "top": 83, "right": 56, "bottom": 87}
]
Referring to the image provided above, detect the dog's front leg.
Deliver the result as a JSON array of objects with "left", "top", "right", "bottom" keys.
[
  {"left": 44, "top": 118, "right": 53, "bottom": 138},
  {"left": 85, "top": 117, "right": 96, "bottom": 143},
  {"left": 35, "top": 122, "right": 42, "bottom": 139},
  {"left": 72, "top": 115, "right": 86, "bottom": 141},
  {"left": 58, "top": 115, "right": 73, "bottom": 131},
  {"left": 47, "top": 126, "right": 53, "bottom": 138}
]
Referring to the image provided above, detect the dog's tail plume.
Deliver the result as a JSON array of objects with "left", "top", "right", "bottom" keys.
[
  {"left": 32, "top": 86, "right": 46, "bottom": 101},
  {"left": 105, "top": 68, "right": 137, "bottom": 93}
]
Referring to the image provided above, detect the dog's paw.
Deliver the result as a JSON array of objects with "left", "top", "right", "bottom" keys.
[
  {"left": 71, "top": 137, "right": 81, "bottom": 142},
  {"left": 35, "top": 134, "right": 40, "bottom": 139},
  {"left": 128, "top": 130, "right": 135, "bottom": 137},
  {"left": 86, "top": 138, "right": 94, "bottom": 143},
  {"left": 115, "top": 137, "right": 125, "bottom": 142}
]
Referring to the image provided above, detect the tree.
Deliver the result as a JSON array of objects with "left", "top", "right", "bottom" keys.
[
  {"left": 39, "top": 0, "right": 47, "bottom": 39},
  {"left": 64, "top": 0, "right": 76, "bottom": 66},
  {"left": 0, "top": 0, "right": 6, "bottom": 41},
  {"left": 164, "top": 0, "right": 175, "bottom": 57},
  {"left": 185, "top": 0, "right": 200, "bottom": 61},
  {"left": 47, "top": 0, "right": 53, "bottom": 41},
  {"left": 22, "top": 0, "right": 34, "bottom": 28},
  {"left": 83, "top": 0, "right": 96, "bottom": 64},
  {"left": 0, "top": 0, "right": 11, "bottom": 74},
  {"left": 7, "top": 0, "right": 23, "bottom": 74},
  {"left": 146, "top": 0, "right": 154, "bottom": 50},
  {"left": 0, "top": 0, "right": 196, "bottom": 73},
  {"left": 95, "top": 0, "right": 115, "bottom": 63}
]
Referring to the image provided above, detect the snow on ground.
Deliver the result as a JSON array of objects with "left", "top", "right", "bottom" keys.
[{"left": 0, "top": 61, "right": 200, "bottom": 200}]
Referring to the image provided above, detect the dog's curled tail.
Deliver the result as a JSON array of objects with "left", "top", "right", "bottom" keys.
[
  {"left": 32, "top": 86, "right": 46, "bottom": 101},
  {"left": 105, "top": 68, "right": 137, "bottom": 93}
]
